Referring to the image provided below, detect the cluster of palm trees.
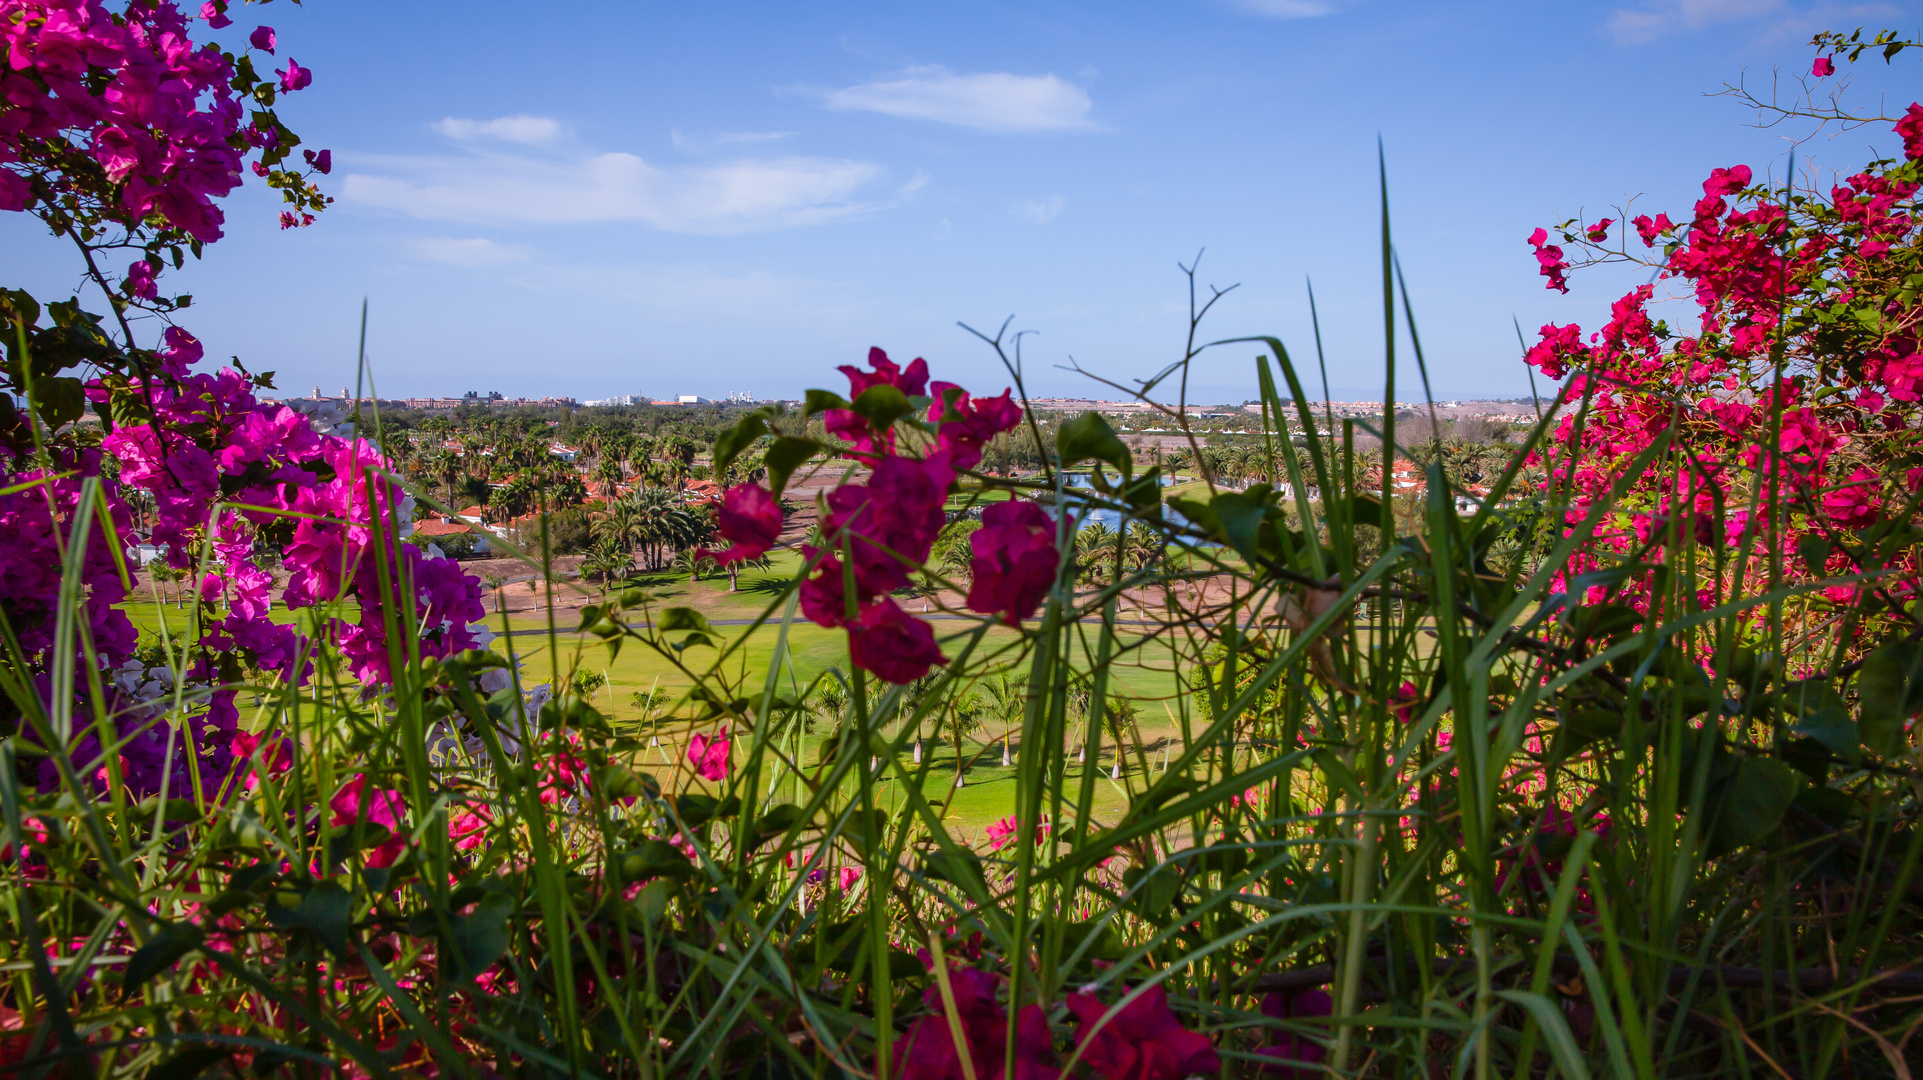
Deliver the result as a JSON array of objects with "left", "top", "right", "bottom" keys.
[
  {"left": 587, "top": 487, "right": 715, "bottom": 579},
  {"left": 1070, "top": 519, "right": 1165, "bottom": 585}
]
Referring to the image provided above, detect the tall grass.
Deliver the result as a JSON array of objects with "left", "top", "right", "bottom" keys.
[{"left": 4, "top": 198, "right": 1921, "bottom": 1080}]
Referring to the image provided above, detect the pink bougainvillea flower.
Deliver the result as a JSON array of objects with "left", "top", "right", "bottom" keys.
[
  {"left": 330, "top": 776, "right": 408, "bottom": 867},
  {"left": 1812, "top": 56, "right": 1836, "bottom": 77},
  {"left": 985, "top": 816, "right": 1017, "bottom": 850},
  {"left": 1585, "top": 218, "right": 1614, "bottom": 242},
  {"left": 303, "top": 148, "right": 332, "bottom": 174},
  {"left": 1256, "top": 988, "right": 1331, "bottom": 1078},
  {"left": 1898, "top": 103, "right": 1923, "bottom": 160},
  {"left": 837, "top": 866, "right": 864, "bottom": 891},
  {"left": 249, "top": 25, "right": 275, "bottom": 53},
  {"left": 966, "top": 500, "right": 1058, "bottom": 626},
  {"left": 1392, "top": 680, "right": 1420, "bottom": 723},
  {"left": 1065, "top": 984, "right": 1219, "bottom": 1080},
  {"left": 1631, "top": 212, "right": 1674, "bottom": 246},
  {"left": 898, "top": 963, "right": 1056, "bottom": 1080},
  {"left": 1822, "top": 467, "right": 1882, "bottom": 528},
  {"left": 200, "top": 1, "right": 231, "bottom": 27},
  {"left": 848, "top": 598, "right": 948, "bottom": 684},
  {"left": 928, "top": 381, "right": 1023, "bottom": 471},
  {"left": 699, "top": 483, "right": 782, "bottom": 565},
  {"left": 688, "top": 732, "right": 731, "bottom": 781},
  {"left": 824, "top": 347, "right": 932, "bottom": 456},
  {"left": 1527, "top": 227, "right": 1571, "bottom": 293},
  {"left": 125, "top": 260, "right": 157, "bottom": 299},
  {"left": 1703, "top": 164, "right": 1752, "bottom": 197},
  {"left": 278, "top": 59, "right": 311, "bottom": 92}
]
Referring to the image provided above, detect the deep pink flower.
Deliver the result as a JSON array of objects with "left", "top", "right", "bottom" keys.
[
  {"left": 848, "top": 598, "right": 948, "bottom": 684},
  {"left": 966, "top": 501, "right": 1058, "bottom": 626},
  {"left": 249, "top": 25, "right": 275, "bottom": 53},
  {"left": 200, "top": 2, "right": 231, "bottom": 28},
  {"left": 278, "top": 58, "right": 311, "bottom": 92},
  {"left": 1256, "top": 989, "right": 1331, "bottom": 1078},
  {"left": 1703, "top": 164, "right": 1752, "bottom": 197},
  {"left": 1823, "top": 467, "right": 1881, "bottom": 528},
  {"left": 1812, "top": 56, "right": 1835, "bottom": 77},
  {"left": 302, "top": 147, "right": 331, "bottom": 174},
  {"left": 125, "top": 259, "right": 157, "bottom": 299},
  {"left": 1897, "top": 103, "right": 1923, "bottom": 161},
  {"left": 699, "top": 483, "right": 782, "bottom": 565},
  {"left": 928, "top": 381, "right": 1023, "bottom": 471},
  {"left": 1527, "top": 227, "right": 1570, "bottom": 293},
  {"left": 1585, "top": 218, "right": 1613, "bottom": 242},
  {"left": 898, "top": 965, "right": 1056, "bottom": 1080},
  {"left": 1065, "top": 984, "right": 1219, "bottom": 1080},
  {"left": 826, "top": 348, "right": 931, "bottom": 456},
  {"left": 837, "top": 865, "right": 863, "bottom": 890},
  {"left": 1631, "top": 213, "right": 1674, "bottom": 246},
  {"left": 689, "top": 731, "right": 731, "bottom": 781},
  {"left": 330, "top": 776, "right": 408, "bottom": 867}
]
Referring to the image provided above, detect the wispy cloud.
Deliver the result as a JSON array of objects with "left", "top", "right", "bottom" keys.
[
  {"left": 410, "top": 237, "right": 527, "bottom": 268},
  {"left": 816, "top": 66, "right": 1097, "bottom": 133},
  {"left": 432, "top": 115, "right": 566, "bottom": 145},
  {"left": 1011, "top": 195, "right": 1064, "bottom": 224},
  {"left": 342, "top": 137, "right": 891, "bottom": 234},
  {"left": 1601, "top": 0, "right": 1896, "bottom": 43},
  {"left": 671, "top": 129, "right": 796, "bottom": 152},
  {"left": 1218, "top": 0, "right": 1341, "bottom": 17}
]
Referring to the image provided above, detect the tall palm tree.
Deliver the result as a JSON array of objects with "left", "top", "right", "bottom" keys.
[
  {"left": 1074, "top": 520, "right": 1116, "bottom": 585},
  {"left": 1125, "top": 520, "right": 1164, "bottom": 572},
  {"left": 978, "top": 671, "right": 1027, "bottom": 767}
]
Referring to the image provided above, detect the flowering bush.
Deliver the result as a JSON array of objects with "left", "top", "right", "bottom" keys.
[{"left": 1522, "top": 45, "right": 1923, "bottom": 679}]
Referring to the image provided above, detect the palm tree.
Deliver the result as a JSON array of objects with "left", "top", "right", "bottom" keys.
[
  {"left": 978, "top": 671, "right": 1027, "bottom": 767},
  {"left": 1125, "top": 520, "right": 1164, "bottom": 572},
  {"left": 580, "top": 542, "right": 633, "bottom": 588},
  {"left": 723, "top": 551, "right": 772, "bottom": 592},
  {"left": 1074, "top": 520, "right": 1116, "bottom": 585}
]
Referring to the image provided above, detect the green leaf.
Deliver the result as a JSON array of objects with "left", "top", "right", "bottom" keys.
[
  {"left": 448, "top": 893, "right": 514, "bottom": 983},
  {"left": 764, "top": 435, "right": 821, "bottom": 497},
  {"left": 32, "top": 375, "right": 84, "bottom": 430},
  {"left": 619, "top": 840, "right": 697, "bottom": 880},
  {"left": 922, "top": 848, "right": 985, "bottom": 890},
  {"left": 1854, "top": 642, "right": 1923, "bottom": 757},
  {"left": 711, "top": 408, "right": 774, "bottom": 478},
  {"left": 850, "top": 383, "right": 915, "bottom": 431},
  {"left": 659, "top": 606, "right": 718, "bottom": 650},
  {"left": 123, "top": 920, "right": 205, "bottom": 993},
  {"left": 752, "top": 804, "right": 806, "bottom": 848},
  {"left": 148, "top": 1044, "right": 236, "bottom": 1080},
  {"left": 265, "top": 880, "right": 353, "bottom": 958},
  {"left": 1056, "top": 411, "right": 1132, "bottom": 480},
  {"left": 1784, "top": 677, "right": 1858, "bottom": 760},
  {"left": 1707, "top": 756, "right": 1800, "bottom": 857},
  {"left": 1495, "top": 991, "right": 1592, "bottom": 1080},
  {"left": 675, "top": 793, "right": 740, "bottom": 828},
  {"left": 804, "top": 388, "right": 849, "bottom": 416},
  {"left": 1208, "top": 492, "right": 1272, "bottom": 564}
]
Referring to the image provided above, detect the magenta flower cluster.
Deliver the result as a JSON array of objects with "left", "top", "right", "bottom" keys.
[
  {"left": 0, "top": 0, "right": 313, "bottom": 241},
  {"left": 1519, "top": 102, "right": 1923, "bottom": 618},
  {"left": 702, "top": 348, "right": 1057, "bottom": 684}
]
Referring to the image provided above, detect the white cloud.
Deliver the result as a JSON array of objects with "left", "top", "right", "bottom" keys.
[
  {"left": 1220, "top": 0, "right": 1340, "bottom": 16},
  {"left": 818, "top": 66, "right": 1096, "bottom": 133},
  {"left": 671, "top": 129, "right": 796, "bottom": 152},
  {"left": 410, "top": 237, "right": 527, "bottom": 268},
  {"left": 433, "top": 115, "right": 565, "bottom": 145},
  {"left": 342, "top": 144, "right": 889, "bottom": 235},
  {"left": 1605, "top": 0, "right": 1789, "bottom": 42},
  {"left": 1012, "top": 195, "right": 1064, "bottom": 224}
]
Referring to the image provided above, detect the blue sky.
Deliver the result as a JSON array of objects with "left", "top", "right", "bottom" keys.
[{"left": 11, "top": 0, "right": 1923, "bottom": 402}]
